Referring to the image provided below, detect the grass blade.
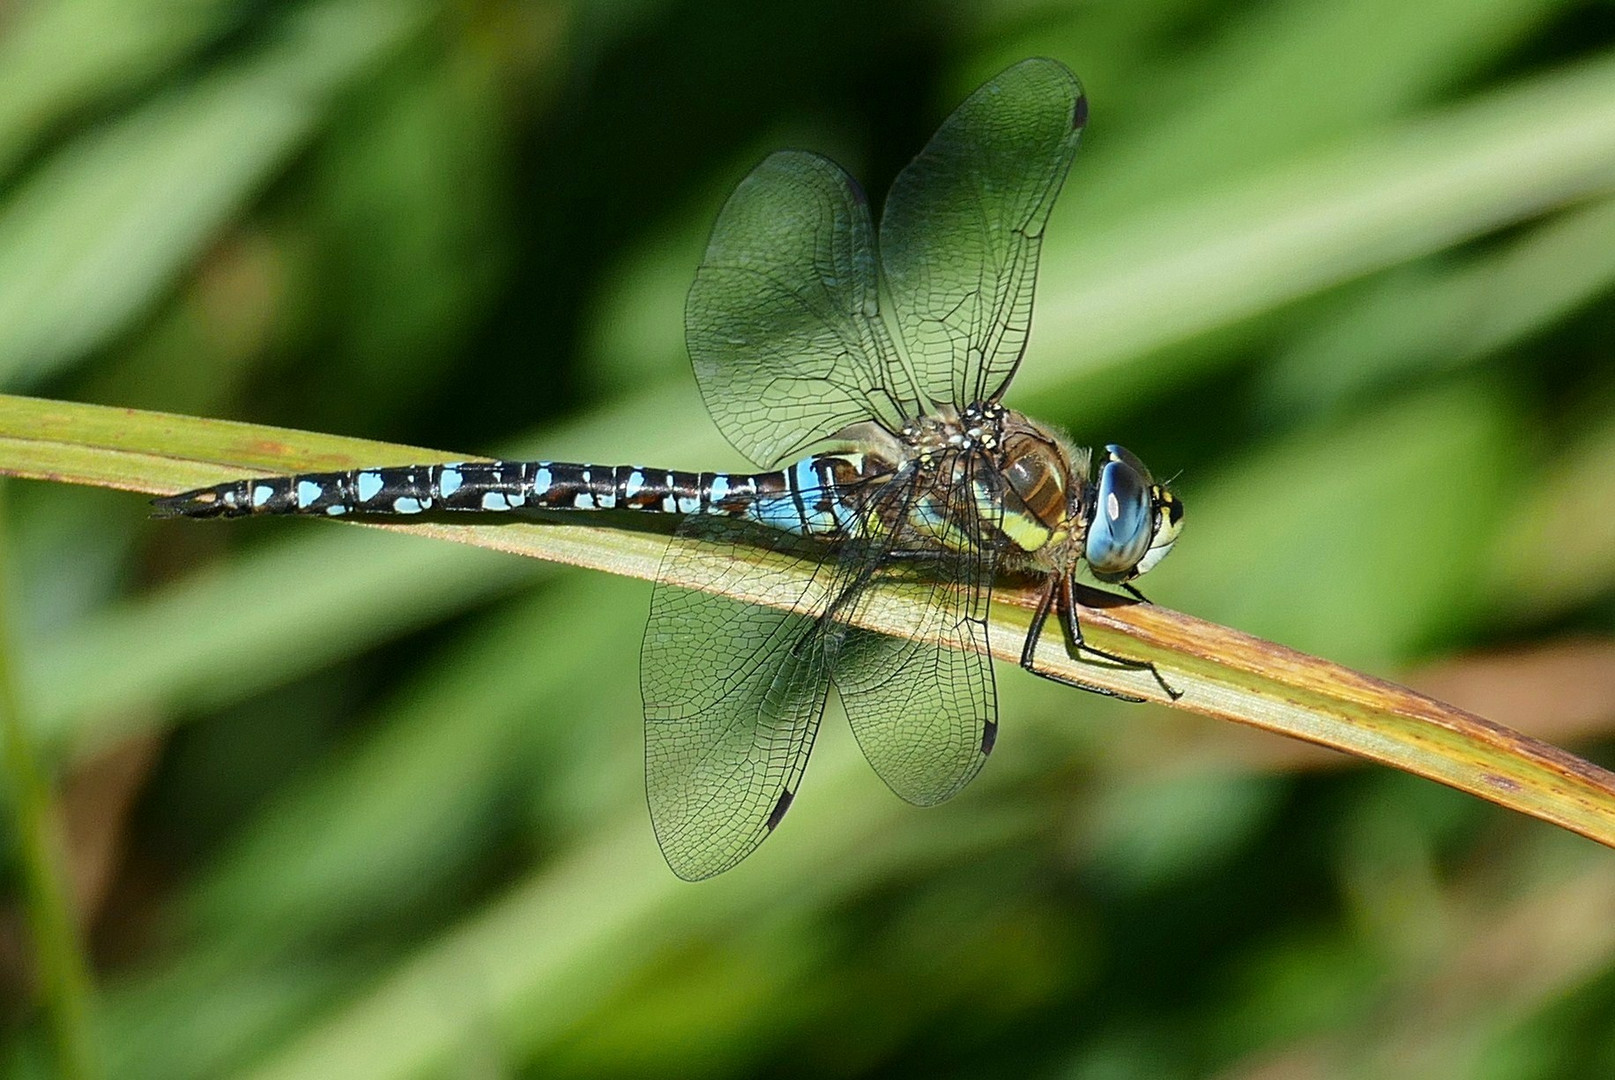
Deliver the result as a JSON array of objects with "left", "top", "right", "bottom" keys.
[
  {"left": 3, "top": 392, "right": 1614, "bottom": 851},
  {"left": 0, "top": 482, "right": 102, "bottom": 1078}
]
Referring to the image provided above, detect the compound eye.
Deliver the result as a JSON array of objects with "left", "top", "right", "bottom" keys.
[
  {"left": 1086, "top": 456, "right": 1152, "bottom": 578},
  {"left": 1104, "top": 443, "right": 1153, "bottom": 484}
]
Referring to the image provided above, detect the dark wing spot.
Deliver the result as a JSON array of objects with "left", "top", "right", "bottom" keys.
[
  {"left": 980, "top": 718, "right": 998, "bottom": 755},
  {"left": 1072, "top": 94, "right": 1089, "bottom": 130},
  {"left": 766, "top": 788, "right": 796, "bottom": 831}
]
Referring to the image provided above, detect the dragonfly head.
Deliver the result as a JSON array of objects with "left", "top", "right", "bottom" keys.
[{"left": 1085, "top": 445, "right": 1183, "bottom": 583}]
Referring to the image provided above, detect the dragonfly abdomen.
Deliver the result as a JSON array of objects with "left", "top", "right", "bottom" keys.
[
  {"left": 153, "top": 456, "right": 862, "bottom": 539},
  {"left": 155, "top": 461, "right": 558, "bottom": 519}
]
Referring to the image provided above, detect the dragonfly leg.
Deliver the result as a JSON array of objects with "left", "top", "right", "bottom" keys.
[
  {"left": 1020, "top": 575, "right": 1148, "bottom": 702},
  {"left": 1058, "top": 575, "right": 1181, "bottom": 701},
  {"left": 1019, "top": 575, "right": 1060, "bottom": 671},
  {"left": 1120, "top": 582, "right": 1150, "bottom": 604}
]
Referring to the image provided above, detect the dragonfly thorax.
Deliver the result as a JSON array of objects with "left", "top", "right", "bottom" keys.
[
  {"left": 985, "top": 414, "right": 1185, "bottom": 589},
  {"left": 882, "top": 403, "right": 1089, "bottom": 560},
  {"left": 897, "top": 401, "right": 1009, "bottom": 464},
  {"left": 987, "top": 409, "right": 1087, "bottom": 559}
]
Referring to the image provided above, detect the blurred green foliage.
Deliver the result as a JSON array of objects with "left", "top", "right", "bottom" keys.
[{"left": 3, "top": 0, "right": 1615, "bottom": 1077}]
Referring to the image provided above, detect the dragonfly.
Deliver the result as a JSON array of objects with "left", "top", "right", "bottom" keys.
[{"left": 156, "top": 58, "right": 1183, "bottom": 880}]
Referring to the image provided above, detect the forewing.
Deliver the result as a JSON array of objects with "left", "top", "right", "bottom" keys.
[
  {"left": 687, "top": 151, "right": 916, "bottom": 468},
  {"left": 829, "top": 455, "right": 1002, "bottom": 805},
  {"left": 641, "top": 513, "right": 838, "bottom": 880},
  {"left": 879, "top": 58, "right": 1085, "bottom": 409}
]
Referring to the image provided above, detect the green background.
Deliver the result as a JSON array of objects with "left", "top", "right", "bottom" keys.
[{"left": 3, "top": 0, "right": 1615, "bottom": 1076}]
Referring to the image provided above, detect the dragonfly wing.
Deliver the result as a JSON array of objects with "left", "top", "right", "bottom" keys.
[
  {"left": 642, "top": 513, "right": 841, "bottom": 880},
  {"left": 687, "top": 150, "right": 916, "bottom": 468},
  {"left": 830, "top": 456, "right": 1002, "bottom": 805},
  {"left": 880, "top": 58, "right": 1085, "bottom": 409}
]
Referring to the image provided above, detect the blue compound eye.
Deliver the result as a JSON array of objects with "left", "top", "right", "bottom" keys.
[{"left": 1086, "top": 452, "right": 1153, "bottom": 579}]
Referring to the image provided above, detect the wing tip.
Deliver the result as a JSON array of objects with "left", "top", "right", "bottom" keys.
[
  {"left": 659, "top": 824, "right": 775, "bottom": 882},
  {"left": 1005, "top": 57, "right": 1086, "bottom": 130}
]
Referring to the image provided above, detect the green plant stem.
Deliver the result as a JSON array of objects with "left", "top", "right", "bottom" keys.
[{"left": 0, "top": 481, "right": 101, "bottom": 1079}]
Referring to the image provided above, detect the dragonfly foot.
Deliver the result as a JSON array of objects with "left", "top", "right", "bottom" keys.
[
  {"left": 1121, "top": 582, "right": 1151, "bottom": 604},
  {"left": 1024, "top": 660, "right": 1147, "bottom": 703},
  {"left": 1070, "top": 644, "right": 1182, "bottom": 702}
]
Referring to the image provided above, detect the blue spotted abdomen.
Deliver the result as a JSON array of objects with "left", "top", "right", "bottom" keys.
[{"left": 152, "top": 456, "right": 867, "bottom": 539}]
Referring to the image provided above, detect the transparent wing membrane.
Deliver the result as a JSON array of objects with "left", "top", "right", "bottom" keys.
[
  {"left": 686, "top": 151, "right": 916, "bottom": 468},
  {"left": 686, "top": 60, "right": 1084, "bottom": 469},
  {"left": 641, "top": 456, "right": 1005, "bottom": 874},
  {"left": 831, "top": 457, "right": 1000, "bottom": 805},
  {"left": 880, "top": 58, "right": 1085, "bottom": 408},
  {"left": 642, "top": 514, "right": 842, "bottom": 880}
]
